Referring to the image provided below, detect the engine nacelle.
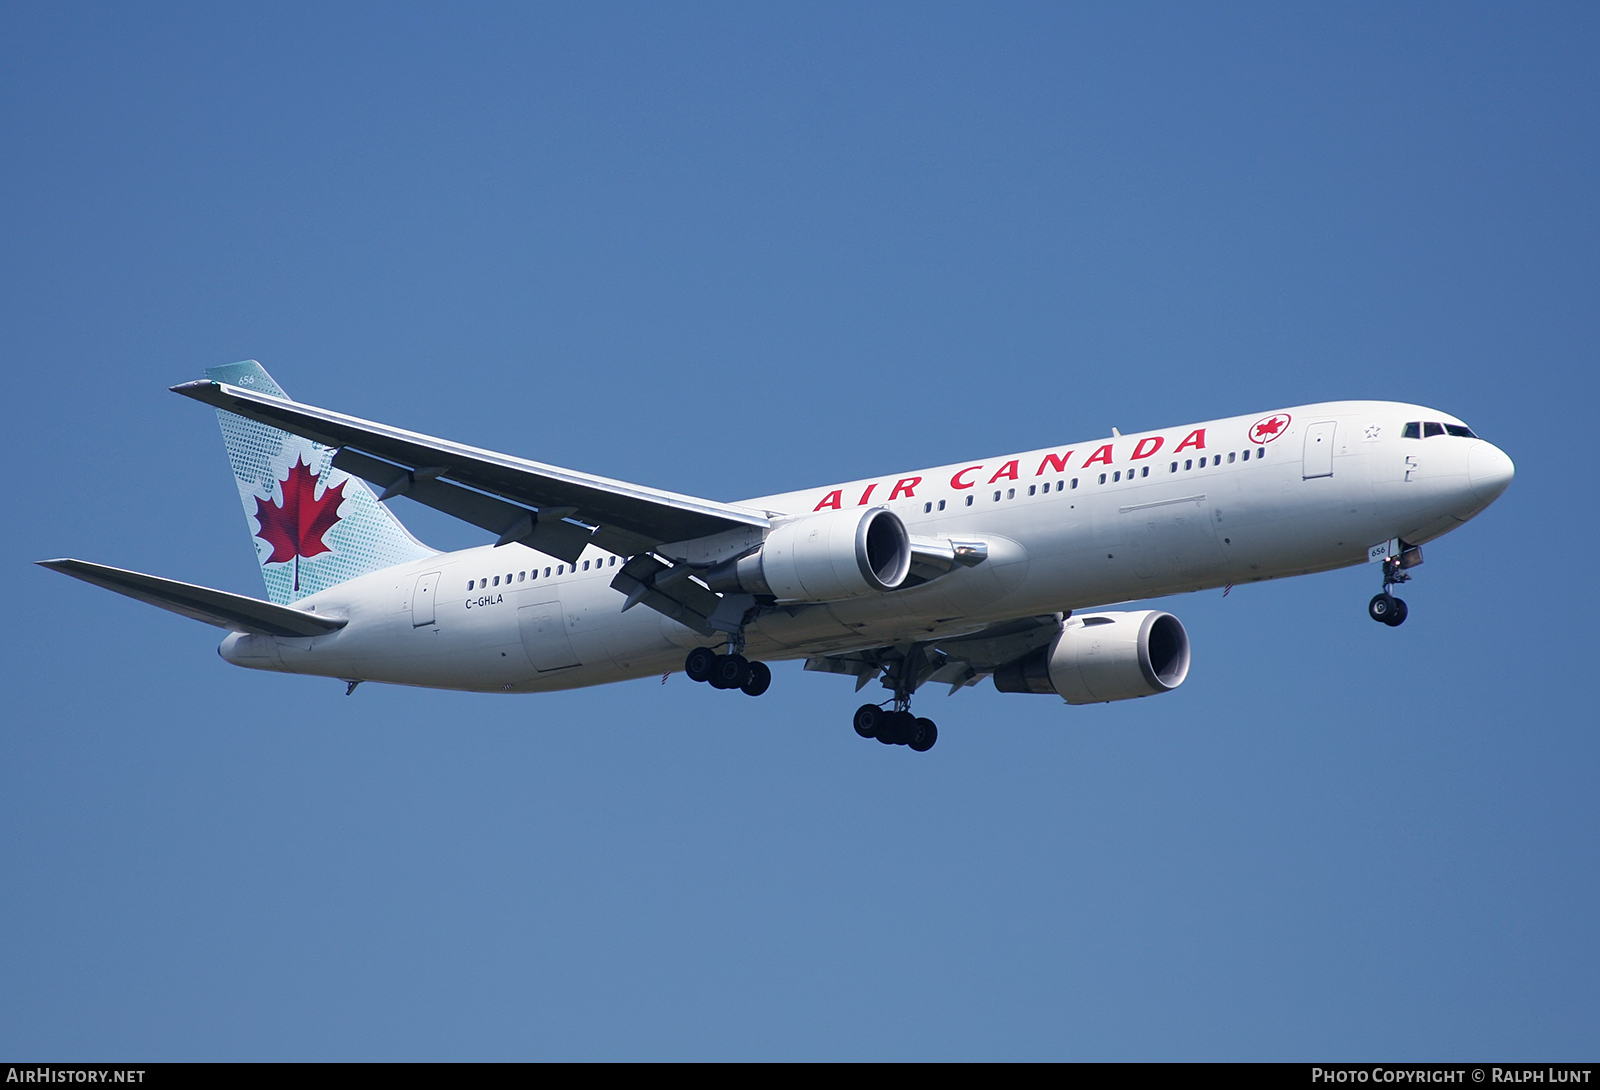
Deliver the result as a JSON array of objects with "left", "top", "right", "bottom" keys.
[
  {"left": 993, "top": 610, "right": 1191, "bottom": 704},
  {"left": 706, "top": 506, "right": 912, "bottom": 603}
]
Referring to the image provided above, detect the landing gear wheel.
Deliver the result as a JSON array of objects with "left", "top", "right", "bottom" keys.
[
  {"left": 740, "top": 661, "right": 771, "bottom": 697},
  {"left": 1384, "top": 597, "right": 1408, "bottom": 627},
  {"left": 684, "top": 646, "right": 717, "bottom": 683},
  {"left": 853, "top": 704, "right": 885, "bottom": 738},
  {"left": 909, "top": 717, "right": 938, "bottom": 752},
  {"left": 710, "top": 653, "right": 750, "bottom": 690},
  {"left": 1369, "top": 594, "right": 1397, "bottom": 624},
  {"left": 876, "top": 710, "right": 913, "bottom": 746}
]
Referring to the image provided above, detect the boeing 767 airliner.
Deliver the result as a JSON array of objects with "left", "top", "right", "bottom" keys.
[{"left": 41, "top": 361, "right": 1514, "bottom": 752}]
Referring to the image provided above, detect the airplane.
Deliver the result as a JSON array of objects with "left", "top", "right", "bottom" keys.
[{"left": 40, "top": 361, "right": 1515, "bottom": 753}]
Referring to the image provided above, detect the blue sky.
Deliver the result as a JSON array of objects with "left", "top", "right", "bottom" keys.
[{"left": 3, "top": 3, "right": 1596, "bottom": 1059}]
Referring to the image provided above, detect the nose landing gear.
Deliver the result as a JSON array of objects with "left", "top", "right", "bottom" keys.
[
  {"left": 1368, "top": 549, "right": 1419, "bottom": 627},
  {"left": 683, "top": 645, "right": 771, "bottom": 697}
]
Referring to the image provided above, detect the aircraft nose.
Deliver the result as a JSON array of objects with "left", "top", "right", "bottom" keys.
[{"left": 1468, "top": 441, "right": 1515, "bottom": 505}]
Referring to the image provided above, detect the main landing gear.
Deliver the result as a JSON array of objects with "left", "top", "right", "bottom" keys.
[
  {"left": 852, "top": 701, "right": 938, "bottom": 752},
  {"left": 1368, "top": 550, "right": 1419, "bottom": 627},
  {"left": 684, "top": 645, "right": 771, "bottom": 697}
]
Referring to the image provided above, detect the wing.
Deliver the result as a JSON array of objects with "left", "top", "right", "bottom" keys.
[
  {"left": 804, "top": 614, "right": 1064, "bottom": 695},
  {"left": 39, "top": 558, "right": 347, "bottom": 637},
  {"left": 171, "top": 380, "right": 771, "bottom": 564}
]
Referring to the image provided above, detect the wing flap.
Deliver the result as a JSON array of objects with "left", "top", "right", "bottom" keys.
[
  {"left": 609, "top": 555, "right": 724, "bottom": 636},
  {"left": 39, "top": 559, "right": 346, "bottom": 638}
]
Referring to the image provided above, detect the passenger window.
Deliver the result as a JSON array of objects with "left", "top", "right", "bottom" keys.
[
  {"left": 1403, "top": 422, "right": 1421, "bottom": 439},
  {"left": 1113, "top": 471, "right": 1121, "bottom": 482},
  {"left": 924, "top": 502, "right": 932, "bottom": 513},
  {"left": 1070, "top": 478, "right": 1078, "bottom": 489},
  {"left": 1185, "top": 459, "right": 1193, "bottom": 470},
  {"left": 965, "top": 495, "right": 974, "bottom": 506},
  {"left": 938, "top": 499, "right": 947, "bottom": 510},
  {"left": 1445, "top": 424, "right": 1477, "bottom": 438},
  {"left": 1425, "top": 422, "right": 1445, "bottom": 438},
  {"left": 543, "top": 567, "right": 551, "bottom": 577},
  {"left": 1098, "top": 473, "right": 1106, "bottom": 484},
  {"left": 493, "top": 576, "right": 500, "bottom": 586},
  {"left": 1056, "top": 481, "right": 1064, "bottom": 491},
  {"left": 1028, "top": 485, "right": 1036, "bottom": 496},
  {"left": 1007, "top": 488, "right": 1015, "bottom": 499},
  {"left": 506, "top": 573, "right": 512, "bottom": 583},
  {"left": 530, "top": 569, "right": 537, "bottom": 580},
  {"left": 583, "top": 560, "right": 590, "bottom": 570},
  {"left": 1170, "top": 462, "right": 1178, "bottom": 472},
  {"left": 467, "top": 580, "right": 474, "bottom": 590},
  {"left": 1257, "top": 446, "right": 1265, "bottom": 458},
  {"left": 1141, "top": 466, "right": 1149, "bottom": 477},
  {"left": 557, "top": 565, "right": 564, "bottom": 575},
  {"left": 993, "top": 490, "right": 1001, "bottom": 501},
  {"left": 1228, "top": 452, "right": 1236, "bottom": 463},
  {"left": 610, "top": 556, "right": 617, "bottom": 566},
  {"left": 1242, "top": 449, "right": 1250, "bottom": 460}
]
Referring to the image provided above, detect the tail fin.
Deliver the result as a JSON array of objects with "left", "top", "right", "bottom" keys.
[{"left": 206, "top": 361, "right": 434, "bottom": 604}]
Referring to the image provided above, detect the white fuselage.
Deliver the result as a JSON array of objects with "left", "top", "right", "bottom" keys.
[{"left": 219, "top": 401, "right": 1514, "bottom": 693}]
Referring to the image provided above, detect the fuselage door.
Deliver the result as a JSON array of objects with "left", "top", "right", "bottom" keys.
[
  {"left": 519, "top": 601, "right": 581, "bottom": 671},
  {"left": 413, "top": 571, "right": 441, "bottom": 626},
  {"left": 1303, "top": 421, "right": 1336, "bottom": 479}
]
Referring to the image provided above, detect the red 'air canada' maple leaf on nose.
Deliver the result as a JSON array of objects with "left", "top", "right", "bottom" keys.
[
  {"left": 1252, "top": 415, "right": 1288, "bottom": 442},
  {"left": 254, "top": 456, "right": 346, "bottom": 592}
]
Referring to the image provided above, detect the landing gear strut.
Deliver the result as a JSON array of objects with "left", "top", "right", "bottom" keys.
[
  {"left": 1368, "top": 551, "right": 1415, "bottom": 627},
  {"left": 683, "top": 646, "right": 771, "bottom": 697}
]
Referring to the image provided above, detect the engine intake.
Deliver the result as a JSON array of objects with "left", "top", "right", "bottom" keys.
[
  {"left": 993, "top": 610, "right": 1190, "bottom": 704},
  {"left": 706, "top": 506, "right": 912, "bottom": 603}
]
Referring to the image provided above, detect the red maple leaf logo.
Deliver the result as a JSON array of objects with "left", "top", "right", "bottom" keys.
[
  {"left": 254, "top": 457, "right": 346, "bottom": 591},
  {"left": 1251, "top": 414, "right": 1290, "bottom": 443}
]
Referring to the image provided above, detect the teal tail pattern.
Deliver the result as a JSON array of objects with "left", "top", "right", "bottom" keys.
[{"left": 206, "top": 361, "right": 434, "bottom": 604}]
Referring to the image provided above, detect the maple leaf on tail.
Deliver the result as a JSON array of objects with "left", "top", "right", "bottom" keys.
[{"left": 254, "top": 457, "right": 346, "bottom": 592}]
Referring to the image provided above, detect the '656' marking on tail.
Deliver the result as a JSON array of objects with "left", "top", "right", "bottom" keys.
[{"left": 254, "top": 457, "right": 345, "bottom": 592}]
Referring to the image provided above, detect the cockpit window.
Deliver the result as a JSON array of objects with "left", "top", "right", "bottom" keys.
[{"left": 1405, "top": 420, "right": 1478, "bottom": 439}]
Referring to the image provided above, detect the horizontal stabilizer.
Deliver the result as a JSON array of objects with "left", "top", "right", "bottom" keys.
[{"left": 38, "top": 559, "right": 347, "bottom": 638}]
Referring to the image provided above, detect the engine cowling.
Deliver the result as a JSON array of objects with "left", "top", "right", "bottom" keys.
[
  {"left": 993, "top": 610, "right": 1190, "bottom": 704},
  {"left": 705, "top": 506, "right": 912, "bottom": 603}
]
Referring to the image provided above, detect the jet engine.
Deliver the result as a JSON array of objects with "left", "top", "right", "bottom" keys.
[
  {"left": 705, "top": 506, "right": 912, "bottom": 603},
  {"left": 992, "top": 610, "right": 1190, "bottom": 704}
]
